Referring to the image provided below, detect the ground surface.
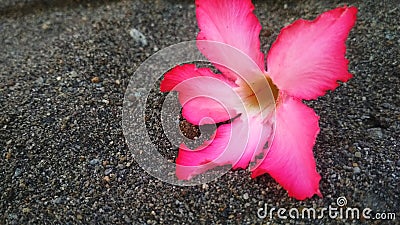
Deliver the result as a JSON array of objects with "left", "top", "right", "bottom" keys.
[{"left": 1, "top": 0, "right": 399, "bottom": 224}]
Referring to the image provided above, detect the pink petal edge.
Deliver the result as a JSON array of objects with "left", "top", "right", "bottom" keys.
[
  {"left": 196, "top": 0, "right": 265, "bottom": 82},
  {"left": 176, "top": 116, "right": 271, "bottom": 180},
  {"left": 160, "top": 64, "right": 240, "bottom": 125},
  {"left": 251, "top": 96, "right": 322, "bottom": 200},
  {"left": 267, "top": 6, "right": 358, "bottom": 100}
]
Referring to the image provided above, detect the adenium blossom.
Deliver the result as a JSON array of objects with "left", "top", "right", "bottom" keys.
[{"left": 160, "top": 0, "right": 357, "bottom": 200}]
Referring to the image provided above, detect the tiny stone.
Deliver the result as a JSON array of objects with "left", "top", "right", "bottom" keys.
[
  {"left": 343, "top": 165, "right": 352, "bottom": 171},
  {"left": 104, "top": 168, "right": 113, "bottom": 175},
  {"left": 355, "top": 152, "right": 362, "bottom": 158},
  {"left": 243, "top": 193, "right": 249, "bottom": 200},
  {"left": 13, "top": 168, "right": 22, "bottom": 177},
  {"left": 5, "top": 152, "right": 11, "bottom": 159},
  {"left": 22, "top": 208, "right": 31, "bottom": 213},
  {"left": 53, "top": 197, "right": 62, "bottom": 204},
  {"left": 397, "top": 160, "right": 400, "bottom": 166},
  {"left": 76, "top": 214, "right": 83, "bottom": 220},
  {"left": 41, "top": 22, "right": 50, "bottom": 30},
  {"left": 352, "top": 162, "right": 358, "bottom": 167},
  {"left": 103, "top": 176, "right": 110, "bottom": 182},
  {"left": 91, "top": 76, "right": 100, "bottom": 83},
  {"left": 35, "top": 77, "right": 44, "bottom": 85},
  {"left": 368, "top": 128, "right": 383, "bottom": 139},
  {"left": 382, "top": 103, "right": 391, "bottom": 108},
  {"left": 69, "top": 71, "right": 78, "bottom": 78},
  {"left": 89, "top": 159, "right": 100, "bottom": 165},
  {"left": 115, "top": 79, "right": 121, "bottom": 85},
  {"left": 123, "top": 215, "right": 131, "bottom": 223},
  {"left": 129, "top": 28, "right": 147, "bottom": 46},
  {"left": 353, "top": 167, "right": 361, "bottom": 174}
]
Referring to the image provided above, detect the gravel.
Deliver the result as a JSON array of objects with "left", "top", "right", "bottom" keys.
[{"left": 1, "top": 0, "right": 399, "bottom": 224}]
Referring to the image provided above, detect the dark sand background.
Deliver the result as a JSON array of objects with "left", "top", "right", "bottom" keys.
[{"left": 1, "top": 0, "right": 399, "bottom": 224}]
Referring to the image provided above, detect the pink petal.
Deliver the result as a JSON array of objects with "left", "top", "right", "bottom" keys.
[
  {"left": 181, "top": 97, "right": 229, "bottom": 125},
  {"left": 160, "top": 64, "right": 241, "bottom": 125},
  {"left": 196, "top": 0, "right": 265, "bottom": 81},
  {"left": 251, "top": 96, "right": 322, "bottom": 200},
  {"left": 160, "top": 64, "right": 236, "bottom": 92},
  {"left": 267, "top": 6, "right": 357, "bottom": 100},
  {"left": 176, "top": 116, "right": 271, "bottom": 180}
]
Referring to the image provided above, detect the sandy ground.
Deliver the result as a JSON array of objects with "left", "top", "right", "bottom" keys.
[{"left": 1, "top": 0, "right": 399, "bottom": 224}]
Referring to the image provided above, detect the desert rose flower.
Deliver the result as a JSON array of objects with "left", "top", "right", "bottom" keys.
[{"left": 160, "top": 0, "right": 357, "bottom": 200}]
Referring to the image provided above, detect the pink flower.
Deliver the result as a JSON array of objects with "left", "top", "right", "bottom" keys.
[{"left": 160, "top": 0, "right": 357, "bottom": 200}]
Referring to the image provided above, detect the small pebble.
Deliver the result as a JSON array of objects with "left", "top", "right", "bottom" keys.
[
  {"left": 354, "top": 152, "right": 361, "bottom": 158},
  {"left": 35, "top": 77, "right": 44, "bottom": 85},
  {"left": 104, "top": 168, "right": 113, "bottom": 175},
  {"left": 89, "top": 159, "right": 100, "bottom": 165},
  {"left": 13, "top": 168, "right": 22, "bottom": 177},
  {"left": 353, "top": 167, "right": 361, "bottom": 174},
  {"left": 69, "top": 71, "right": 78, "bottom": 78},
  {"left": 91, "top": 76, "right": 100, "bottom": 83},
  {"left": 368, "top": 128, "right": 383, "bottom": 139},
  {"left": 53, "top": 197, "right": 62, "bottom": 204},
  {"left": 41, "top": 21, "right": 50, "bottom": 30},
  {"left": 343, "top": 165, "right": 352, "bottom": 171},
  {"left": 243, "top": 193, "right": 249, "bottom": 200},
  {"left": 22, "top": 208, "right": 31, "bottom": 213},
  {"left": 103, "top": 176, "right": 110, "bottom": 182},
  {"left": 129, "top": 28, "right": 147, "bottom": 46}
]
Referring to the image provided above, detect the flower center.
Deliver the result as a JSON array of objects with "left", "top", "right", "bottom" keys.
[{"left": 238, "top": 74, "right": 279, "bottom": 113}]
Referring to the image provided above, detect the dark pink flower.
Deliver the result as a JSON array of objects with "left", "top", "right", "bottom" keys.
[{"left": 160, "top": 0, "right": 357, "bottom": 200}]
